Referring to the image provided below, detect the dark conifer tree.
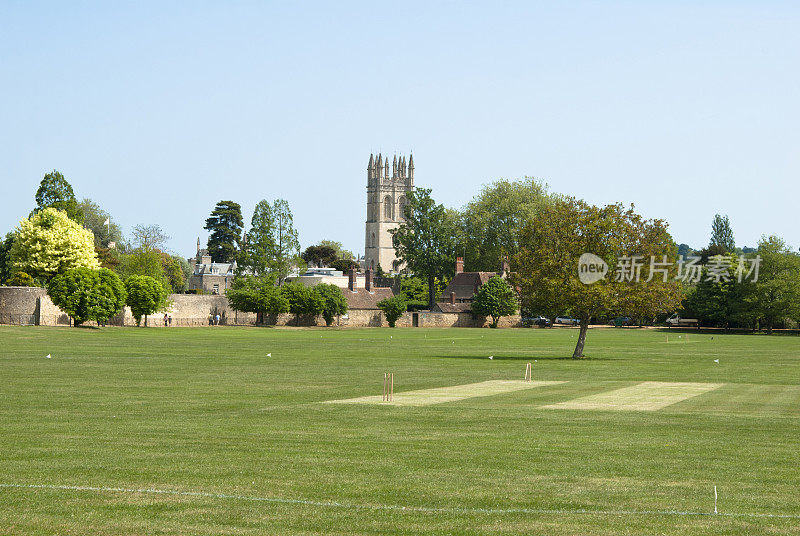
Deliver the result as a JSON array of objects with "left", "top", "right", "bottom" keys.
[{"left": 204, "top": 201, "right": 243, "bottom": 263}]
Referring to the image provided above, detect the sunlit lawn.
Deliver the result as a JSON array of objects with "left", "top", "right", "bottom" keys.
[{"left": 1, "top": 325, "right": 798, "bottom": 535}]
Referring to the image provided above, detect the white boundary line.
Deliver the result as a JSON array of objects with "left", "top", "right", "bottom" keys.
[{"left": 1, "top": 483, "right": 798, "bottom": 520}]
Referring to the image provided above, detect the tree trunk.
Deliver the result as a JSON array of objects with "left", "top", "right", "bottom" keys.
[
  {"left": 572, "top": 317, "right": 590, "bottom": 359},
  {"left": 428, "top": 276, "right": 435, "bottom": 310},
  {"left": 491, "top": 315, "right": 499, "bottom": 328},
  {"left": 766, "top": 319, "right": 773, "bottom": 335}
]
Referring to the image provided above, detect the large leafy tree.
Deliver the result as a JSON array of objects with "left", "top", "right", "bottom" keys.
[
  {"left": 471, "top": 275, "right": 519, "bottom": 328},
  {"left": 34, "top": 170, "right": 83, "bottom": 223},
  {"left": 47, "top": 267, "right": 126, "bottom": 326},
  {"left": 204, "top": 200, "right": 243, "bottom": 263},
  {"left": 125, "top": 275, "right": 165, "bottom": 326},
  {"left": 391, "top": 188, "right": 457, "bottom": 309},
  {"left": 315, "top": 283, "right": 348, "bottom": 326},
  {"left": 9, "top": 208, "right": 99, "bottom": 281},
  {"left": 243, "top": 199, "right": 300, "bottom": 282},
  {"left": 78, "top": 198, "right": 122, "bottom": 248},
  {"left": 682, "top": 256, "right": 756, "bottom": 331},
  {"left": 301, "top": 245, "right": 337, "bottom": 268},
  {"left": 317, "top": 240, "right": 355, "bottom": 262},
  {"left": 710, "top": 214, "right": 735, "bottom": 253},
  {"left": 514, "top": 197, "right": 682, "bottom": 358},
  {"left": 243, "top": 200, "right": 276, "bottom": 277},
  {"left": 273, "top": 199, "right": 300, "bottom": 281},
  {"left": 227, "top": 274, "right": 290, "bottom": 324},
  {"left": 161, "top": 252, "right": 188, "bottom": 293},
  {"left": 459, "top": 177, "right": 552, "bottom": 272},
  {"left": 117, "top": 224, "right": 169, "bottom": 283},
  {"left": 280, "top": 282, "right": 323, "bottom": 321},
  {"left": 751, "top": 236, "right": 800, "bottom": 334}
]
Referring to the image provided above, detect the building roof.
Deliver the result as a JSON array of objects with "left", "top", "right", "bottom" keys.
[
  {"left": 432, "top": 302, "right": 474, "bottom": 313},
  {"left": 194, "top": 262, "right": 235, "bottom": 276},
  {"left": 344, "top": 287, "right": 395, "bottom": 310},
  {"left": 441, "top": 272, "right": 497, "bottom": 300}
]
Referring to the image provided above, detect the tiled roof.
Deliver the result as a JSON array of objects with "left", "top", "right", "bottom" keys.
[
  {"left": 441, "top": 272, "right": 497, "bottom": 300},
  {"left": 344, "top": 287, "right": 395, "bottom": 310}
]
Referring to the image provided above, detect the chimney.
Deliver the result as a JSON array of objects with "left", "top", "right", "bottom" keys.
[
  {"left": 456, "top": 257, "right": 464, "bottom": 274},
  {"left": 365, "top": 268, "right": 373, "bottom": 292},
  {"left": 348, "top": 268, "right": 357, "bottom": 292},
  {"left": 450, "top": 292, "right": 456, "bottom": 305}
]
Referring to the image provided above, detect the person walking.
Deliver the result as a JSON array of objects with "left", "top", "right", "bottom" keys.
[{"left": 215, "top": 313, "right": 221, "bottom": 325}]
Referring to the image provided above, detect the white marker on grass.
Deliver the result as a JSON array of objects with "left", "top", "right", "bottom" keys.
[
  {"left": 488, "top": 356, "right": 493, "bottom": 360},
  {"left": 46, "top": 354, "right": 51, "bottom": 359},
  {"left": 266, "top": 353, "right": 271, "bottom": 357},
  {"left": 714, "top": 485, "right": 718, "bottom": 514}
]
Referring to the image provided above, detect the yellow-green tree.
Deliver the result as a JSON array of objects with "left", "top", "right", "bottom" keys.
[
  {"left": 514, "top": 197, "right": 681, "bottom": 358},
  {"left": 9, "top": 208, "right": 99, "bottom": 281}
]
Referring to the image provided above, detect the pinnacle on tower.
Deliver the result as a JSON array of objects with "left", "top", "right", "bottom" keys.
[
  {"left": 196, "top": 237, "right": 200, "bottom": 255},
  {"left": 392, "top": 155, "right": 397, "bottom": 178},
  {"left": 368, "top": 154, "right": 374, "bottom": 180}
]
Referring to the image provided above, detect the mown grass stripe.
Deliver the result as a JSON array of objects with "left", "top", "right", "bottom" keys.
[
  {"left": 325, "top": 380, "right": 565, "bottom": 406},
  {"left": 1, "top": 483, "right": 798, "bottom": 520},
  {"left": 542, "top": 382, "right": 723, "bottom": 411}
]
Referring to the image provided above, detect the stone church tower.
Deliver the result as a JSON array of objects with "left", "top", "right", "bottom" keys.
[{"left": 364, "top": 153, "right": 414, "bottom": 273}]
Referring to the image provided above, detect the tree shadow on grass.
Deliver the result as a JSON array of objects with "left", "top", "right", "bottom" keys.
[{"left": 435, "top": 354, "right": 620, "bottom": 361}]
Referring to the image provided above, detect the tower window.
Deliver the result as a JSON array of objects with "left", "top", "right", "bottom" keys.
[
  {"left": 384, "top": 196, "right": 393, "bottom": 220},
  {"left": 398, "top": 197, "right": 407, "bottom": 220}
]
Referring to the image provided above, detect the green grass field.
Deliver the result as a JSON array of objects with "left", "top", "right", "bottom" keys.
[{"left": 1, "top": 325, "right": 799, "bottom": 535}]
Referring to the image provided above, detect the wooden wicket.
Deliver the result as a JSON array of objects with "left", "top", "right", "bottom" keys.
[
  {"left": 524, "top": 362, "right": 532, "bottom": 382},
  {"left": 383, "top": 372, "right": 394, "bottom": 402}
]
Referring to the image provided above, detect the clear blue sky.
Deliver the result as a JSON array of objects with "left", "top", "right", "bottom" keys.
[{"left": 2, "top": 1, "right": 798, "bottom": 258}]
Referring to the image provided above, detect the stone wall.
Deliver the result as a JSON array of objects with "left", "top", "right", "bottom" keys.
[
  {"left": 0, "top": 287, "right": 46, "bottom": 325},
  {"left": 0, "top": 286, "right": 523, "bottom": 328}
]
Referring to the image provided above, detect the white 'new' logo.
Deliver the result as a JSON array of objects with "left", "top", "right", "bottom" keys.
[{"left": 578, "top": 253, "right": 608, "bottom": 284}]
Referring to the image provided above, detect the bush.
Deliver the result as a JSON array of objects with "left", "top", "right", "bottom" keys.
[
  {"left": 377, "top": 295, "right": 407, "bottom": 327},
  {"left": 316, "top": 283, "right": 348, "bottom": 326},
  {"left": 125, "top": 275, "right": 165, "bottom": 326},
  {"left": 281, "top": 282, "right": 324, "bottom": 321},
  {"left": 472, "top": 276, "right": 518, "bottom": 328},
  {"left": 6, "top": 272, "right": 36, "bottom": 287},
  {"left": 47, "top": 267, "right": 126, "bottom": 326}
]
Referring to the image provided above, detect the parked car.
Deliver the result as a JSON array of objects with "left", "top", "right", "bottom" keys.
[
  {"left": 523, "top": 315, "right": 552, "bottom": 327},
  {"left": 612, "top": 316, "right": 634, "bottom": 327},
  {"left": 533, "top": 316, "right": 552, "bottom": 327},
  {"left": 555, "top": 316, "right": 580, "bottom": 326},
  {"left": 665, "top": 314, "right": 698, "bottom": 327}
]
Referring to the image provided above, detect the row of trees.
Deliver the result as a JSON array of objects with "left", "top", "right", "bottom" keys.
[
  {"left": 227, "top": 276, "right": 347, "bottom": 326},
  {"left": 203, "top": 198, "right": 360, "bottom": 278},
  {"left": 203, "top": 199, "right": 303, "bottom": 282},
  {"left": 1, "top": 170, "right": 191, "bottom": 295},
  {"left": 391, "top": 181, "right": 799, "bottom": 357},
  {"left": 0, "top": 171, "right": 179, "bottom": 326}
]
